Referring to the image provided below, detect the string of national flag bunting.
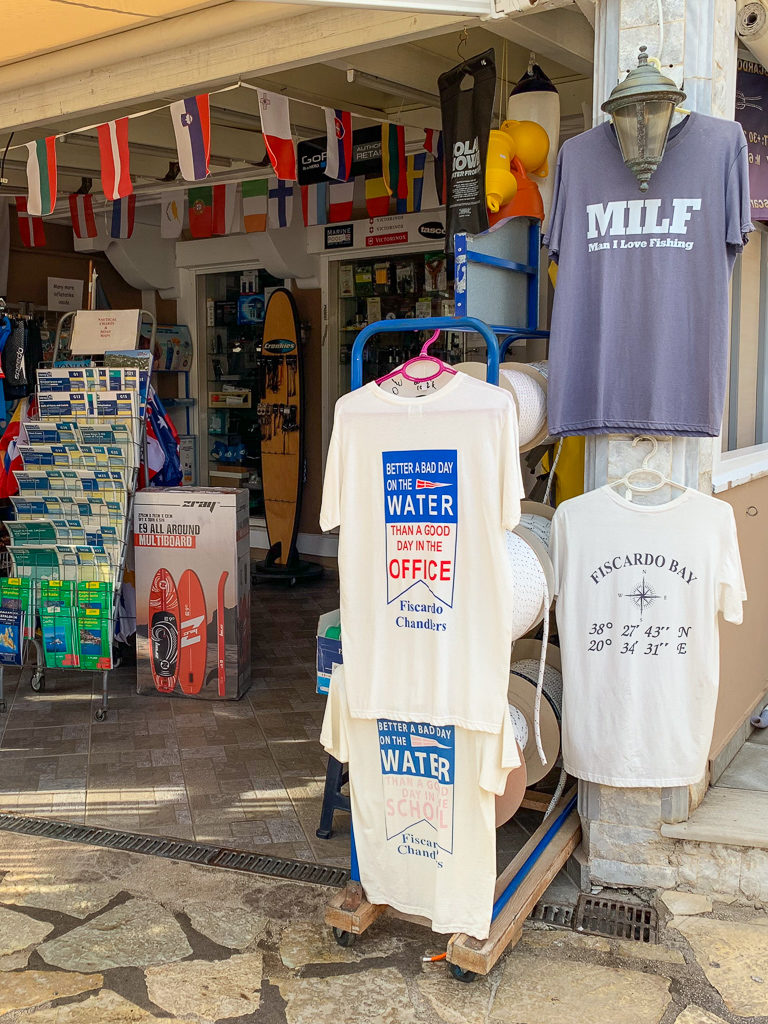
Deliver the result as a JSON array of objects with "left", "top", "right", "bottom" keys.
[{"left": 13, "top": 86, "right": 445, "bottom": 249}]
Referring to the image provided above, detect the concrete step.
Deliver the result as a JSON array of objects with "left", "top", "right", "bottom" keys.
[
  {"left": 660, "top": 786, "right": 768, "bottom": 850},
  {"left": 716, "top": 742, "right": 768, "bottom": 793}
]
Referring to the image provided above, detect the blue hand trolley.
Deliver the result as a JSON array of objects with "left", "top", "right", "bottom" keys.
[{"left": 324, "top": 304, "right": 579, "bottom": 981}]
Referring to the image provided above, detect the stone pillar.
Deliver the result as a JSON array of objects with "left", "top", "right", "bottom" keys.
[{"left": 579, "top": 0, "right": 738, "bottom": 890}]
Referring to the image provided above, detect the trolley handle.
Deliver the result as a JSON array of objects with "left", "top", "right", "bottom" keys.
[{"left": 350, "top": 316, "right": 501, "bottom": 390}]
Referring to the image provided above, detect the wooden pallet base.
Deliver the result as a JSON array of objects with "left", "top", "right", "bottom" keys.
[
  {"left": 447, "top": 787, "right": 580, "bottom": 975},
  {"left": 324, "top": 787, "right": 581, "bottom": 976},
  {"left": 325, "top": 881, "right": 387, "bottom": 935}
]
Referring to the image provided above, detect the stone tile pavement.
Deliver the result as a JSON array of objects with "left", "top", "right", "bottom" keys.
[
  {"left": 0, "top": 829, "right": 767, "bottom": 1023},
  {"left": 0, "top": 576, "right": 351, "bottom": 866},
  {"left": 0, "top": 573, "right": 577, "bottom": 891}
]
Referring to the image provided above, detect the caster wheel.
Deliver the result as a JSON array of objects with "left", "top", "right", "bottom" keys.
[
  {"left": 0, "top": 701, "right": 5, "bottom": 714},
  {"left": 332, "top": 927, "right": 356, "bottom": 948},
  {"left": 94, "top": 708, "right": 107, "bottom": 722},
  {"left": 30, "top": 674, "right": 45, "bottom": 693},
  {"left": 449, "top": 964, "right": 477, "bottom": 984}
]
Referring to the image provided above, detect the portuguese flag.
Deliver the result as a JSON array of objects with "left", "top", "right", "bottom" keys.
[{"left": 25, "top": 137, "right": 57, "bottom": 217}]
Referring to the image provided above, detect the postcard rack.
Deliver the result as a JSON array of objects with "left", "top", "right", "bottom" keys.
[
  {"left": 0, "top": 310, "right": 156, "bottom": 722},
  {"left": 324, "top": 315, "right": 579, "bottom": 981}
]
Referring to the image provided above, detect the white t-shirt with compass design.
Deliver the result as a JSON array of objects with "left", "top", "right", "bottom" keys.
[{"left": 550, "top": 486, "right": 745, "bottom": 787}]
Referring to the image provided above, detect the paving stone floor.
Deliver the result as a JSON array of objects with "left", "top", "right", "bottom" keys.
[
  {"left": 0, "top": 828, "right": 767, "bottom": 1023},
  {"left": 0, "top": 573, "right": 556, "bottom": 879},
  {"left": 0, "top": 574, "right": 347, "bottom": 865}
]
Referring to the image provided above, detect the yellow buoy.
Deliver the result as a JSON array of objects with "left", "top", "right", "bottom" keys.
[
  {"left": 501, "top": 119, "right": 550, "bottom": 177},
  {"left": 485, "top": 129, "right": 518, "bottom": 213}
]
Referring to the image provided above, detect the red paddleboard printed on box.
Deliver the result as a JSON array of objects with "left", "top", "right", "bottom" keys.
[
  {"left": 177, "top": 568, "right": 207, "bottom": 695},
  {"left": 217, "top": 570, "right": 228, "bottom": 697},
  {"left": 149, "top": 568, "right": 179, "bottom": 693}
]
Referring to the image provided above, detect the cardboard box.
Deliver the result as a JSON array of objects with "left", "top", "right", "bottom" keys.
[
  {"left": 316, "top": 609, "right": 342, "bottom": 695},
  {"left": 134, "top": 487, "right": 251, "bottom": 699}
]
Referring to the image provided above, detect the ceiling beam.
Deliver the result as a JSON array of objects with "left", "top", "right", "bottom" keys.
[
  {"left": 325, "top": 42, "right": 451, "bottom": 101},
  {"left": 572, "top": 0, "right": 596, "bottom": 28},
  {"left": 0, "top": 4, "right": 469, "bottom": 134},
  {"left": 491, "top": 8, "right": 594, "bottom": 75}
]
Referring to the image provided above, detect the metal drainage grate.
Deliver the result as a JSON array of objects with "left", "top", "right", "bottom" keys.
[
  {"left": 0, "top": 813, "right": 349, "bottom": 888},
  {"left": 574, "top": 894, "right": 658, "bottom": 943},
  {"left": 530, "top": 902, "right": 574, "bottom": 929}
]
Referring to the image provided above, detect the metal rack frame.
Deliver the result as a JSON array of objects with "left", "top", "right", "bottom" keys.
[
  {"left": 0, "top": 310, "right": 157, "bottom": 722},
  {"left": 325, "top": 313, "right": 579, "bottom": 981}
]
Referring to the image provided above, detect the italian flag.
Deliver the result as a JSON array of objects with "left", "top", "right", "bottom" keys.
[{"left": 25, "top": 137, "right": 57, "bottom": 217}]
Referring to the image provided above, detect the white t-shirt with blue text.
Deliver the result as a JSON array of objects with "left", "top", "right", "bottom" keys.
[{"left": 320, "top": 372, "right": 523, "bottom": 733}]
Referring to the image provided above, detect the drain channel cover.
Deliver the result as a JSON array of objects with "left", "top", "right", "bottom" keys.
[
  {"left": 531, "top": 902, "right": 574, "bottom": 929},
  {"left": 0, "top": 813, "right": 348, "bottom": 888},
  {"left": 575, "top": 894, "right": 658, "bottom": 943}
]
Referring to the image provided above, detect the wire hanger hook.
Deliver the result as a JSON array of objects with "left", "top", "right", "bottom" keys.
[{"left": 457, "top": 28, "right": 469, "bottom": 61}]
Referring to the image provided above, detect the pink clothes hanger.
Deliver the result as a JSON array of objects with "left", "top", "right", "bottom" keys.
[{"left": 375, "top": 328, "right": 457, "bottom": 385}]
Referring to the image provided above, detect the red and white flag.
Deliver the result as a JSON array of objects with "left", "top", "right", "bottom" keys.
[
  {"left": 212, "top": 183, "right": 236, "bottom": 236},
  {"left": 97, "top": 118, "right": 132, "bottom": 200},
  {"left": 15, "top": 197, "right": 45, "bottom": 248},
  {"left": 68, "top": 193, "right": 97, "bottom": 239},
  {"left": 328, "top": 180, "right": 354, "bottom": 223},
  {"left": 257, "top": 89, "right": 296, "bottom": 181}
]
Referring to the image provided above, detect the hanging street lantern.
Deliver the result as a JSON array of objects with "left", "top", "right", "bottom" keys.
[{"left": 601, "top": 46, "right": 687, "bottom": 192}]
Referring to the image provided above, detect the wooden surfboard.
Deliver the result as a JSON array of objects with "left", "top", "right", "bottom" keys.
[
  {"left": 259, "top": 288, "right": 303, "bottom": 567},
  {"left": 177, "top": 568, "right": 207, "bottom": 695},
  {"left": 149, "top": 568, "right": 179, "bottom": 694}
]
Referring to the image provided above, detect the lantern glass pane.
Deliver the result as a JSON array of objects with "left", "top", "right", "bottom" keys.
[{"left": 613, "top": 100, "right": 674, "bottom": 164}]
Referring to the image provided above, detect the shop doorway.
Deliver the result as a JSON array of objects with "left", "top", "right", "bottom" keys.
[{"left": 199, "top": 267, "right": 286, "bottom": 518}]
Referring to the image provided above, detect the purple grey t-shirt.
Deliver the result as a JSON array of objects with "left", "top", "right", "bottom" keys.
[{"left": 543, "top": 113, "right": 752, "bottom": 437}]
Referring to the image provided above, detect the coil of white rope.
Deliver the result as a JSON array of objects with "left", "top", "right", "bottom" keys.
[
  {"left": 518, "top": 513, "right": 552, "bottom": 550},
  {"left": 506, "top": 531, "right": 549, "bottom": 638},
  {"left": 500, "top": 368, "right": 547, "bottom": 448}
]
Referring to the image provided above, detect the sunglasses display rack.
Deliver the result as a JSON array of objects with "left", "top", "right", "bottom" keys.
[{"left": 0, "top": 310, "right": 156, "bottom": 722}]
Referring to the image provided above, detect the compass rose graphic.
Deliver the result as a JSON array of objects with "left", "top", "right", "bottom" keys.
[{"left": 619, "top": 571, "right": 665, "bottom": 619}]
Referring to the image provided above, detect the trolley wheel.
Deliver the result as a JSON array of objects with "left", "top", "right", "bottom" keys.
[
  {"left": 448, "top": 964, "right": 477, "bottom": 984},
  {"left": 332, "top": 927, "right": 356, "bottom": 948},
  {"left": 30, "top": 672, "right": 45, "bottom": 693},
  {"left": 94, "top": 707, "right": 107, "bottom": 722}
]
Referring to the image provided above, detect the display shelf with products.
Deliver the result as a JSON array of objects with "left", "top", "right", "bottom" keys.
[
  {"left": 332, "top": 250, "right": 502, "bottom": 401},
  {"left": 0, "top": 309, "right": 156, "bottom": 722},
  {"left": 147, "top": 325, "right": 196, "bottom": 480},
  {"left": 201, "top": 270, "right": 286, "bottom": 518}
]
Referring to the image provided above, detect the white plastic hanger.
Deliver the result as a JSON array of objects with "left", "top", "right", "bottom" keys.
[{"left": 612, "top": 436, "right": 687, "bottom": 500}]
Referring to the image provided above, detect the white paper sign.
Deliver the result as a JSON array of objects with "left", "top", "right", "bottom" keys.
[
  {"left": 47, "top": 277, "right": 84, "bottom": 312},
  {"left": 70, "top": 309, "right": 142, "bottom": 354}
]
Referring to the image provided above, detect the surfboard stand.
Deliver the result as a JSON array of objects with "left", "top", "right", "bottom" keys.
[
  {"left": 324, "top": 787, "right": 580, "bottom": 981},
  {"left": 251, "top": 543, "right": 324, "bottom": 585}
]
